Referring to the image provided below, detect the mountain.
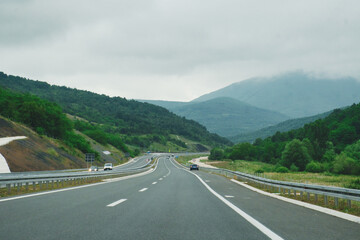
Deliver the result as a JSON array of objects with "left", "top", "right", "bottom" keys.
[
  {"left": 0, "top": 72, "right": 231, "bottom": 149},
  {"left": 212, "top": 102, "right": 360, "bottom": 175},
  {"left": 229, "top": 110, "right": 332, "bottom": 143},
  {"left": 165, "top": 97, "right": 289, "bottom": 137},
  {"left": 139, "top": 100, "right": 190, "bottom": 110},
  {"left": 193, "top": 71, "right": 360, "bottom": 118}
]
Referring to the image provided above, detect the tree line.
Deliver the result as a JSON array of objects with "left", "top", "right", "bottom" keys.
[{"left": 210, "top": 103, "right": 360, "bottom": 175}]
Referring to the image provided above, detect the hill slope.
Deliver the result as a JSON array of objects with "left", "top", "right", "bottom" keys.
[
  {"left": 0, "top": 72, "right": 231, "bottom": 148},
  {"left": 168, "top": 97, "right": 289, "bottom": 137},
  {"left": 193, "top": 71, "right": 360, "bottom": 118},
  {"left": 229, "top": 111, "right": 332, "bottom": 143},
  {"left": 0, "top": 116, "right": 85, "bottom": 172}
]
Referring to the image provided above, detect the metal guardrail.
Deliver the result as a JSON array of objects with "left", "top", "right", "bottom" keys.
[
  {"left": 182, "top": 162, "right": 360, "bottom": 208},
  {"left": 0, "top": 158, "right": 157, "bottom": 195}
]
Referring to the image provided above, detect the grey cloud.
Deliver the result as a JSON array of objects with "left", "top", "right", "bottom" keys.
[{"left": 0, "top": 0, "right": 359, "bottom": 100}]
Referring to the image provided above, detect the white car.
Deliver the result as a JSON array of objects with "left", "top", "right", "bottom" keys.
[{"left": 104, "top": 163, "right": 113, "bottom": 171}]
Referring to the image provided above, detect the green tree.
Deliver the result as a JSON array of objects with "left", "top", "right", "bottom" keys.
[
  {"left": 281, "top": 139, "right": 311, "bottom": 171},
  {"left": 209, "top": 148, "right": 224, "bottom": 160}
]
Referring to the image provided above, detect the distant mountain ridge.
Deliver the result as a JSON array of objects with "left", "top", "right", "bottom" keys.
[
  {"left": 229, "top": 110, "right": 332, "bottom": 143},
  {"left": 142, "top": 97, "right": 289, "bottom": 137},
  {"left": 193, "top": 71, "right": 360, "bottom": 118}
]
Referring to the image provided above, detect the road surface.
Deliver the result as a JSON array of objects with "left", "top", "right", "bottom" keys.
[{"left": 0, "top": 155, "right": 359, "bottom": 240}]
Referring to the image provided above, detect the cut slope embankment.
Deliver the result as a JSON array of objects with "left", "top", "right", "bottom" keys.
[{"left": 0, "top": 117, "right": 85, "bottom": 172}]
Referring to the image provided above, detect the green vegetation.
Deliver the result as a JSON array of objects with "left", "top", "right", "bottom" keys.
[
  {"left": 0, "top": 87, "right": 94, "bottom": 154},
  {"left": 210, "top": 102, "right": 360, "bottom": 176},
  {"left": 0, "top": 72, "right": 231, "bottom": 150},
  {"left": 150, "top": 97, "right": 289, "bottom": 137},
  {"left": 229, "top": 111, "right": 331, "bottom": 143}
]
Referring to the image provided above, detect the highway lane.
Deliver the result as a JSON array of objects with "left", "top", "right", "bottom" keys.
[
  {"left": 0, "top": 156, "right": 359, "bottom": 239},
  {"left": 175, "top": 159, "right": 360, "bottom": 240}
]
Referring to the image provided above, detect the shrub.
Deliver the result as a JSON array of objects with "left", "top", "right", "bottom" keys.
[
  {"left": 344, "top": 179, "right": 360, "bottom": 189},
  {"left": 255, "top": 169, "right": 264, "bottom": 173},
  {"left": 275, "top": 166, "right": 289, "bottom": 173},
  {"left": 305, "top": 161, "right": 323, "bottom": 173},
  {"left": 290, "top": 163, "right": 299, "bottom": 172},
  {"left": 332, "top": 153, "right": 360, "bottom": 175}
]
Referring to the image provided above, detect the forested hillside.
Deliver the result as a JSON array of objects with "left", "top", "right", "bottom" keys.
[
  {"left": 210, "top": 103, "right": 360, "bottom": 175},
  {"left": 0, "top": 72, "right": 231, "bottom": 149},
  {"left": 0, "top": 87, "right": 94, "bottom": 154},
  {"left": 229, "top": 111, "right": 331, "bottom": 143},
  {"left": 167, "top": 97, "right": 288, "bottom": 137}
]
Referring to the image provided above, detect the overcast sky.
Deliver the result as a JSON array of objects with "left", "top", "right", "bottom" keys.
[{"left": 1, "top": 0, "right": 359, "bottom": 101}]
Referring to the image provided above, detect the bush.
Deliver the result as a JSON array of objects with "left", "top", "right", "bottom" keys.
[
  {"left": 305, "top": 161, "right": 323, "bottom": 173},
  {"left": 290, "top": 163, "right": 299, "bottom": 172},
  {"left": 255, "top": 169, "right": 264, "bottom": 173},
  {"left": 275, "top": 166, "right": 289, "bottom": 173},
  {"left": 332, "top": 153, "right": 360, "bottom": 175},
  {"left": 209, "top": 148, "right": 224, "bottom": 160},
  {"left": 344, "top": 179, "right": 360, "bottom": 189}
]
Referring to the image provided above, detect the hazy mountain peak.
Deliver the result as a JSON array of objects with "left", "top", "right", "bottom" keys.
[{"left": 192, "top": 71, "right": 360, "bottom": 118}]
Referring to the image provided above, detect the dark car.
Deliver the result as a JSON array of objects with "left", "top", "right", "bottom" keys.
[
  {"left": 190, "top": 164, "right": 199, "bottom": 170},
  {"left": 88, "top": 166, "right": 98, "bottom": 172}
]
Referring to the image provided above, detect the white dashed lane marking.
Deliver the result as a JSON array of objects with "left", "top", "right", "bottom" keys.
[
  {"left": 152, "top": 182, "right": 157, "bottom": 185},
  {"left": 139, "top": 188, "right": 148, "bottom": 192},
  {"left": 107, "top": 199, "right": 127, "bottom": 207}
]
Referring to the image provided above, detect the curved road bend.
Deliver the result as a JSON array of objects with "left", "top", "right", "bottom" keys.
[{"left": 0, "top": 156, "right": 359, "bottom": 240}]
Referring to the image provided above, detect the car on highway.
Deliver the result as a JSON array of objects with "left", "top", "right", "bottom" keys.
[
  {"left": 190, "top": 164, "right": 199, "bottom": 170},
  {"left": 88, "top": 166, "right": 98, "bottom": 172},
  {"left": 104, "top": 163, "right": 113, "bottom": 171}
]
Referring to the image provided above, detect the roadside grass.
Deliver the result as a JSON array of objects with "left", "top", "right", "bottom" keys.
[
  {"left": 176, "top": 154, "right": 208, "bottom": 166},
  {"left": 244, "top": 181, "right": 360, "bottom": 217},
  {"left": 0, "top": 177, "right": 102, "bottom": 198},
  {"left": 209, "top": 160, "right": 360, "bottom": 189}
]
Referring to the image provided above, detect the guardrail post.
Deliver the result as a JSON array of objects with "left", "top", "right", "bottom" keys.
[
  {"left": 26, "top": 182, "right": 29, "bottom": 191},
  {"left": 324, "top": 195, "right": 328, "bottom": 205},
  {"left": 347, "top": 200, "right": 351, "bottom": 208},
  {"left": 46, "top": 181, "right": 49, "bottom": 189},
  {"left": 334, "top": 197, "right": 339, "bottom": 208},
  {"left": 17, "top": 183, "right": 21, "bottom": 193},
  {"left": 315, "top": 194, "right": 318, "bottom": 203},
  {"left": 40, "top": 181, "right": 43, "bottom": 190},
  {"left": 288, "top": 189, "right": 291, "bottom": 196},
  {"left": 294, "top": 190, "right": 297, "bottom": 198},
  {"left": 300, "top": 191, "right": 303, "bottom": 199},
  {"left": 307, "top": 192, "right": 310, "bottom": 201},
  {"left": 56, "top": 180, "right": 59, "bottom": 188},
  {"left": 6, "top": 184, "right": 11, "bottom": 194},
  {"left": 51, "top": 180, "right": 54, "bottom": 189},
  {"left": 33, "top": 182, "right": 36, "bottom": 191}
]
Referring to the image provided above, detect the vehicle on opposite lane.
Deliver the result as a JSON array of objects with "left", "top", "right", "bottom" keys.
[{"left": 104, "top": 163, "right": 113, "bottom": 171}]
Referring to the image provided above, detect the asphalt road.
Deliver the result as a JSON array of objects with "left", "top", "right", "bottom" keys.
[{"left": 0, "top": 156, "right": 359, "bottom": 240}]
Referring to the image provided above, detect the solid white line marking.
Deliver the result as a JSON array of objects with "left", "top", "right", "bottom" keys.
[
  {"left": 139, "top": 188, "right": 148, "bottom": 192},
  {"left": 107, "top": 199, "right": 127, "bottom": 207},
  {"left": 187, "top": 171, "right": 284, "bottom": 240},
  {"left": 231, "top": 179, "right": 360, "bottom": 224},
  {"left": 152, "top": 182, "right": 157, "bottom": 185},
  {"left": 225, "top": 195, "right": 234, "bottom": 198}
]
